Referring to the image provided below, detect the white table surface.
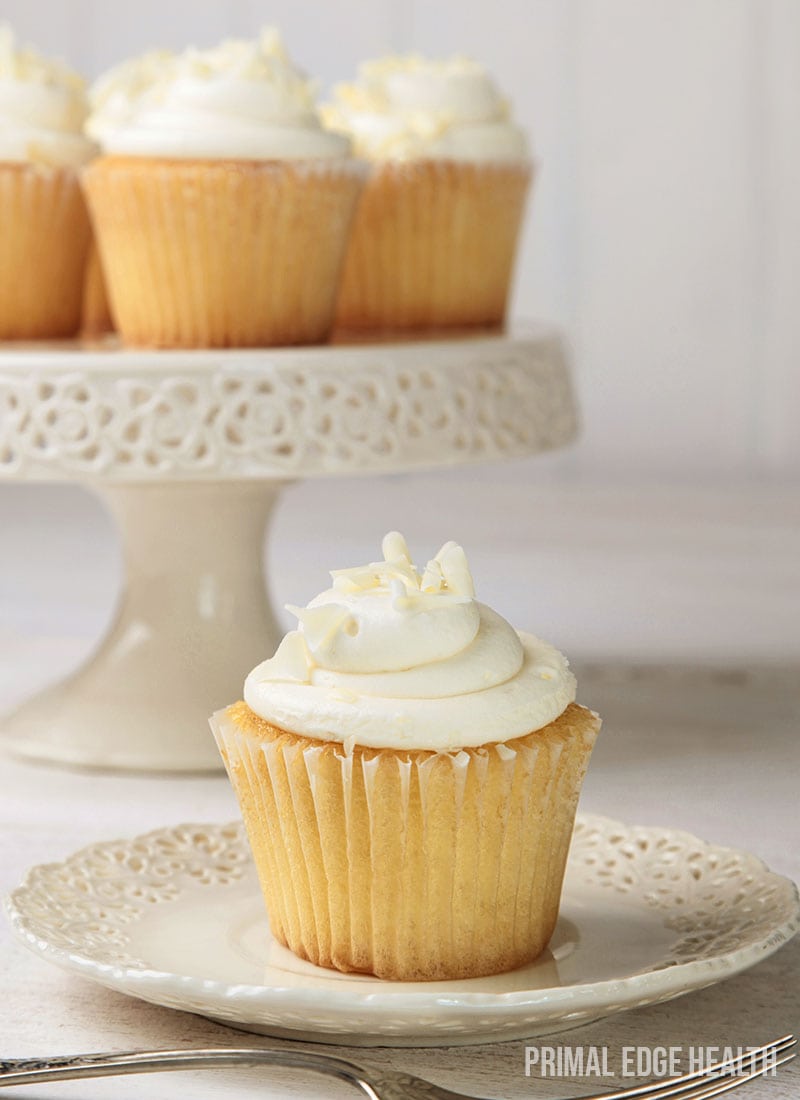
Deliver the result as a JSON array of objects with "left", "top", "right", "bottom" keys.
[{"left": 1, "top": 476, "right": 798, "bottom": 1099}]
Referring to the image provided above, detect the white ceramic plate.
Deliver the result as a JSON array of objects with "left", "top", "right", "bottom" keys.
[{"left": 6, "top": 814, "right": 798, "bottom": 1047}]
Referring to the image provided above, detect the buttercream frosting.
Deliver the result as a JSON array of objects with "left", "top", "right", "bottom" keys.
[
  {"left": 85, "top": 49, "right": 175, "bottom": 145},
  {"left": 243, "top": 533, "right": 575, "bottom": 751},
  {"left": 89, "top": 29, "right": 351, "bottom": 160},
  {"left": 321, "top": 54, "right": 528, "bottom": 162},
  {"left": 0, "top": 24, "right": 96, "bottom": 167}
]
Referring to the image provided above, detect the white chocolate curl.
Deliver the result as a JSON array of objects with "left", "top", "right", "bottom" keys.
[{"left": 244, "top": 533, "right": 575, "bottom": 751}]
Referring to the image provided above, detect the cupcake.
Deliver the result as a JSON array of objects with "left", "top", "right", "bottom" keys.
[
  {"left": 80, "top": 239, "right": 114, "bottom": 336},
  {"left": 83, "top": 31, "right": 364, "bottom": 348},
  {"left": 322, "top": 55, "right": 532, "bottom": 333},
  {"left": 212, "top": 533, "right": 599, "bottom": 981},
  {"left": 0, "top": 25, "right": 95, "bottom": 339},
  {"left": 80, "top": 51, "right": 175, "bottom": 339}
]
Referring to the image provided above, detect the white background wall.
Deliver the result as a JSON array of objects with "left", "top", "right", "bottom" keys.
[{"left": 1, "top": 0, "right": 798, "bottom": 484}]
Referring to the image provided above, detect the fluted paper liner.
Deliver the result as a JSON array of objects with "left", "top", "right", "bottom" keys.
[
  {"left": 212, "top": 701, "right": 599, "bottom": 981},
  {"left": 81, "top": 236, "right": 115, "bottom": 336},
  {"left": 0, "top": 164, "right": 92, "bottom": 339},
  {"left": 83, "top": 157, "right": 365, "bottom": 348},
  {"left": 334, "top": 159, "right": 532, "bottom": 334}
]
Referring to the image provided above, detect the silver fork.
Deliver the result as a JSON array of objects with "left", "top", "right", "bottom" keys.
[{"left": 0, "top": 1034, "right": 794, "bottom": 1099}]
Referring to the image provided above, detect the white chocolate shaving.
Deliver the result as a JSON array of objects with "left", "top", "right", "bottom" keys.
[{"left": 382, "top": 530, "right": 411, "bottom": 563}]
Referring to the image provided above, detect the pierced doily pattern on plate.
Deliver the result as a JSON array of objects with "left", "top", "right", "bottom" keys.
[
  {"left": 571, "top": 816, "right": 797, "bottom": 969},
  {"left": 0, "top": 338, "right": 577, "bottom": 480},
  {"left": 10, "top": 824, "right": 247, "bottom": 968}
]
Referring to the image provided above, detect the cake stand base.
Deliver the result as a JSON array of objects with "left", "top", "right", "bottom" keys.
[{"left": 1, "top": 481, "right": 281, "bottom": 772}]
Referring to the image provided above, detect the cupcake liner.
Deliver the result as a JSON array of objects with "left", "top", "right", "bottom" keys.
[
  {"left": 83, "top": 157, "right": 365, "bottom": 349},
  {"left": 81, "top": 236, "right": 115, "bottom": 336},
  {"left": 0, "top": 164, "right": 92, "bottom": 339},
  {"left": 212, "top": 701, "right": 599, "bottom": 981},
  {"left": 334, "top": 159, "right": 532, "bottom": 334}
]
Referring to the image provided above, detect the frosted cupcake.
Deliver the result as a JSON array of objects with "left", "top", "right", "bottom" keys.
[
  {"left": 0, "top": 25, "right": 95, "bottom": 339},
  {"left": 212, "top": 533, "right": 599, "bottom": 981},
  {"left": 83, "top": 31, "right": 363, "bottom": 348},
  {"left": 322, "top": 55, "right": 532, "bottom": 333}
]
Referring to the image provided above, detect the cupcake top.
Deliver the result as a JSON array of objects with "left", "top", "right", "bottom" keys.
[
  {"left": 244, "top": 532, "right": 575, "bottom": 752},
  {"left": 321, "top": 53, "right": 528, "bottom": 162},
  {"left": 87, "top": 29, "right": 351, "bottom": 160},
  {"left": 0, "top": 24, "right": 96, "bottom": 167},
  {"left": 85, "top": 49, "right": 174, "bottom": 146}
]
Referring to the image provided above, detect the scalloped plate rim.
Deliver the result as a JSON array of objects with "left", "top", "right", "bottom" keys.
[{"left": 5, "top": 813, "right": 799, "bottom": 1038}]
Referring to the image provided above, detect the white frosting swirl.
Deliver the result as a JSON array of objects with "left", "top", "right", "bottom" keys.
[
  {"left": 244, "top": 533, "right": 575, "bottom": 751},
  {"left": 321, "top": 54, "right": 528, "bottom": 162},
  {"left": 90, "top": 29, "right": 350, "bottom": 160},
  {"left": 86, "top": 49, "right": 175, "bottom": 145},
  {"left": 0, "top": 25, "right": 96, "bottom": 167}
]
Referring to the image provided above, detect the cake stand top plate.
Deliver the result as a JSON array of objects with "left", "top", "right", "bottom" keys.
[{"left": 0, "top": 326, "right": 576, "bottom": 482}]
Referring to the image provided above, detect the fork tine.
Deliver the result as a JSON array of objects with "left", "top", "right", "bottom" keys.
[
  {"left": 657, "top": 1038, "right": 797, "bottom": 1100},
  {"left": 575, "top": 1036, "right": 796, "bottom": 1100},
  {"left": 672, "top": 1050, "right": 795, "bottom": 1100},
  {"left": 694, "top": 1035, "right": 796, "bottom": 1080}
]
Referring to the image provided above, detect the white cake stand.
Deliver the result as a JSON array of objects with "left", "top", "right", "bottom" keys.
[{"left": 0, "top": 327, "right": 577, "bottom": 772}]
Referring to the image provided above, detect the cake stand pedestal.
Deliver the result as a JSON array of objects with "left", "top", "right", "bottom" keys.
[{"left": 0, "top": 327, "right": 577, "bottom": 772}]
